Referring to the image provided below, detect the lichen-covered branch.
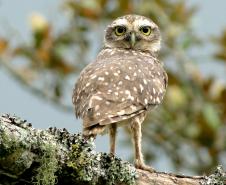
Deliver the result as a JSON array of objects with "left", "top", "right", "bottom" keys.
[
  {"left": 0, "top": 114, "right": 225, "bottom": 185},
  {"left": 0, "top": 114, "right": 136, "bottom": 185}
]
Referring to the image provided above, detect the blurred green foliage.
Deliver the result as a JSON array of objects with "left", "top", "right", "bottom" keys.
[{"left": 0, "top": 0, "right": 226, "bottom": 174}]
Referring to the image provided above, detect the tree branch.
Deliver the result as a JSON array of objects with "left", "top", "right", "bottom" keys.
[{"left": 0, "top": 114, "right": 225, "bottom": 185}]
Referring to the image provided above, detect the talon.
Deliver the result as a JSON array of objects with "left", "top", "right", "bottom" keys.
[{"left": 135, "top": 163, "right": 156, "bottom": 173}]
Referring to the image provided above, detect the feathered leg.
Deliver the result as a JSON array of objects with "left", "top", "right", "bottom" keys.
[
  {"left": 130, "top": 113, "right": 155, "bottom": 172},
  {"left": 109, "top": 124, "right": 117, "bottom": 154}
]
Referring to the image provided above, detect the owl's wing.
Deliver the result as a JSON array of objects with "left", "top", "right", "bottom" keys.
[{"left": 73, "top": 49, "right": 167, "bottom": 128}]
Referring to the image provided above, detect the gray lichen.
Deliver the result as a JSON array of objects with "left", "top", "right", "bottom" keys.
[
  {"left": 67, "top": 135, "right": 136, "bottom": 185},
  {"left": 0, "top": 114, "right": 62, "bottom": 185},
  {"left": 201, "top": 165, "right": 226, "bottom": 185},
  {"left": 32, "top": 144, "right": 58, "bottom": 185},
  {"left": 1, "top": 114, "right": 226, "bottom": 185},
  {"left": 0, "top": 114, "right": 137, "bottom": 185},
  {"left": 0, "top": 121, "right": 34, "bottom": 176}
]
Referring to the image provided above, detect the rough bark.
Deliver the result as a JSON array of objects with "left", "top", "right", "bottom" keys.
[{"left": 0, "top": 114, "right": 225, "bottom": 185}]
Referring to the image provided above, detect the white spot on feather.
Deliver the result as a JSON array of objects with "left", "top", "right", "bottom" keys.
[
  {"left": 95, "top": 105, "right": 100, "bottom": 110},
  {"left": 125, "top": 75, "right": 130, "bottom": 80},
  {"left": 93, "top": 96, "right": 103, "bottom": 100},
  {"left": 91, "top": 75, "right": 97, "bottom": 79},
  {"left": 133, "top": 52, "right": 138, "bottom": 56},
  {"left": 129, "top": 96, "right": 135, "bottom": 101},
  {"left": 156, "top": 97, "right": 160, "bottom": 103},
  {"left": 130, "top": 105, "right": 137, "bottom": 111},
  {"left": 98, "top": 77, "right": 105, "bottom": 81},
  {"left": 125, "top": 90, "right": 131, "bottom": 95},
  {"left": 140, "top": 84, "right": 144, "bottom": 92},
  {"left": 117, "top": 110, "right": 125, "bottom": 115}
]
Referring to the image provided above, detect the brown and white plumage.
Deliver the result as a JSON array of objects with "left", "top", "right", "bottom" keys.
[{"left": 72, "top": 14, "right": 168, "bottom": 172}]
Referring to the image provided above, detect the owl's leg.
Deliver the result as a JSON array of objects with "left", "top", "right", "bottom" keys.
[
  {"left": 131, "top": 115, "right": 156, "bottom": 173},
  {"left": 109, "top": 124, "right": 117, "bottom": 155}
]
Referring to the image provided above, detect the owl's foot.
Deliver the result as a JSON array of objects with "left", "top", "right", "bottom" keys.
[{"left": 135, "top": 162, "right": 156, "bottom": 173}]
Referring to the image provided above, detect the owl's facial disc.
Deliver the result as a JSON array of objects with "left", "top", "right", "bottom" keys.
[{"left": 104, "top": 15, "right": 161, "bottom": 54}]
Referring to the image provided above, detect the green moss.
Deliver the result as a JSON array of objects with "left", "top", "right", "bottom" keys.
[{"left": 33, "top": 144, "right": 58, "bottom": 185}]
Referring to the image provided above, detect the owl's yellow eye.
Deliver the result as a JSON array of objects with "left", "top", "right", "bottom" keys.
[
  {"left": 140, "top": 26, "right": 152, "bottom": 36},
  {"left": 115, "top": 26, "right": 126, "bottom": 36}
]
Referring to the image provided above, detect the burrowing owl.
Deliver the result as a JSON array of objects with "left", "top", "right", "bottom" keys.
[{"left": 72, "top": 15, "right": 168, "bottom": 172}]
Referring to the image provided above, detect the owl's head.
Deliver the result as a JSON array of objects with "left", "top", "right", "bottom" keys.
[{"left": 104, "top": 15, "right": 161, "bottom": 54}]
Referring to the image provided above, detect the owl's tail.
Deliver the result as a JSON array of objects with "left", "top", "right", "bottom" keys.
[{"left": 83, "top": 125, "right": 106, "bottom": 139}]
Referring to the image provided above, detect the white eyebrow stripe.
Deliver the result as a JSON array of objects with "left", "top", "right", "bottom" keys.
[
  {"left": 112, "top": 19, "right": 128, "bottom": 26},
  {"left": 133, "top": 19, "right": 156, "bottom": 29}
]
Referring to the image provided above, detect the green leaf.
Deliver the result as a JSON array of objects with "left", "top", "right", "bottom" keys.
[{"left": 202, "top": 104, "right": 221, "bottom": 130}]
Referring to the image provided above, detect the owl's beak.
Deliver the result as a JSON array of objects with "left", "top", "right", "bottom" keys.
[{"left": 130, "top": 32, "right": 136, "bottom": 47}]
